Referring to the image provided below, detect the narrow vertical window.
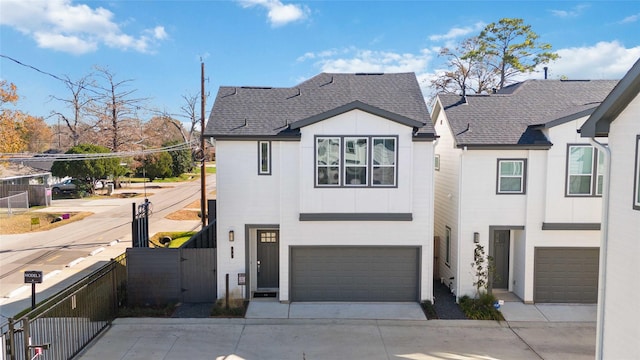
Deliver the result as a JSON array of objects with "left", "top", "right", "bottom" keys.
[
  {"left": 434, "top": 154, "right": 440, "bottom": 171},
  {"left": 596, "top": 149, "right": 605, "bottom": 196},
  {"left": 372, "top": 137, "right": 396, "bottom": 186},
  {"left": 258, "top": 141, "right": 271, "bottom": 175},
  {"left": 497, "top": 159, "right": 526, "bottom": 194},
  {"left": 316, "top": 137, "right": 341, "bottom": 186},
  {"left": 634, "top": 135, "right": 640, "bottom": 210},
  {"left": 445, "top": 226, "right": 451, "bottom": 267},
  {"left": 344, "top": 137, "right": 368, "bottom": 186}
]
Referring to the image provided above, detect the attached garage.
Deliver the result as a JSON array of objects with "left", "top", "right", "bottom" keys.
[
  {"left": 290, "top": 246, "right": 419, "bottom": 302},
  {"left": 534, "top": 247, "right": 599, "bottom": 303}
]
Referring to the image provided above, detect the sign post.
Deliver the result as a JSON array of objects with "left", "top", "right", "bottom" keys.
[{"left": 24, "top": 270, "right": 43, "bottom": 310}]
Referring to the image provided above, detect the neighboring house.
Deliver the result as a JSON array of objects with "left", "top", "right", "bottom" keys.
[
  {"left": 580, "top": 58, "right": 640, "bottom": 360},
  {"left": 0, "top": 162, "right": 52, "bottom": 206},
  {"left": 431, "top": 79, "right": 618, "bottom": 303},
  {"left": 204, "top": 73, "right": 436, "bottom": 303}
]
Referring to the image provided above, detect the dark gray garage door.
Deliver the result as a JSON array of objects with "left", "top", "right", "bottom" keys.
[
  {"left": 534, "top": 247, "right": 599, "bottom": 303},
  {"left": 290, "top": 246, "right": 419, "bottom": 302}
]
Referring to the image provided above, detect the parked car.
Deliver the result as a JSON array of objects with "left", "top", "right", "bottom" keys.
[{"left": 51, "top": 178, "right": 82, "bottom": 194}]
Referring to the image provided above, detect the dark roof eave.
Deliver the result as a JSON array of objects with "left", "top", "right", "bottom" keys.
[
  {"left": 456, "top": 143, "right": 552, "bottom": 150},
  {"left": 413, "top": 133, "right": 437, "bottom": 142},
  {"left": 541, "top": 107, "right": 598, "bottom": 128},
  {"left": 581, "top": 58, "right": 640, "bottom": 137},
  {"left": 207, "top": 134, "right": 301, "bottom": 141}
]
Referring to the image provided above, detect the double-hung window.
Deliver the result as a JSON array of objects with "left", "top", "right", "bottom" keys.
[
  {"left": 566, "top": 144, "right": 605, "bottom": 196},
  {"left": 344, "top": 138, "right": 368, "bottom": 186},
  {"left": 316, "top": 136, "right": 397, "bottom": 187},
  {"left": 258, "top": 141, "right": 271, "bottom": 175},
  {"left": 372, "top": 137, "right": 397, "bottom": 185},
  {"left": 634, "top": 135, "right": 640, "bottom": 210},
  {"left": 497, "top": 159, "right": 526, "bottom": 194}
]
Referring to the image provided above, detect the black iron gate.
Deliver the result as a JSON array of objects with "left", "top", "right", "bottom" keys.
[{"left": 132, "top": 199, "right": 150, "bottom": 247}]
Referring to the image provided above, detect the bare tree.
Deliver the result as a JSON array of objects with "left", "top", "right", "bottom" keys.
[
  {"left": 50, "top": 74, "right": 98, "bottom": 148},
  {"left": 92, "top": 66, "right": 148, "bottom": 152},
  {"left": 431, "top": 37, "right": 498, "bottom": 96},
  {"left": 179, "top": 92, "right": 200, "bottom": 143}
]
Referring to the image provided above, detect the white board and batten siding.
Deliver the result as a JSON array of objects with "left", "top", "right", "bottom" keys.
[
  {"left": 216, "top": 109, "right": 435, "bottom": 302},
  {"left": 600, "top": 91, "right": 640, "bottom": 359}
]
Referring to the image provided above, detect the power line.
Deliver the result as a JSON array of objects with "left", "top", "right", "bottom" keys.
[
  {"left": 1, "top": 53, "right": 204, "bottom": 120},
  {"left": 2, "top": 140, "right": 197, "bottom": 162}
]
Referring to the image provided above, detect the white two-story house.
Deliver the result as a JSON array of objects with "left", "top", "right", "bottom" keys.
[
  {"left": 205, "top": 73, "right": 436, "bottom": 303},
  {"left": 431, "top": 79, "right": 618, "bottom": 303},
  {"left": 580, "top": 58, "right": 640, "bottom": 360}
]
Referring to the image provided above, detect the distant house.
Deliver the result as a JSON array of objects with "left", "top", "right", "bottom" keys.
[
  {"left": 204, "top": 73, "right": 436, "bottom": 303},
  {"left": 0, "top": 162, "right": 52, "bottom": 207},
  {"left": 580, "top": 58, "right": 640, "bottom": 360},
  {"left": 431, "top": 79, "right": 618, "bottom": 303}
]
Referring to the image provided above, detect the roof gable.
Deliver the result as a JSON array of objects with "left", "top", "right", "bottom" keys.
[
  {"left": 205, "top": 72, "right": 434, "bottom": 139},
  {"left": 436, "top": 79, "right": 618, "bottom": 147},
  {"left": 581, "top": 58, "right": 640, "bottom": 137},
  {"left": 290, "top": 100, "right": 426, "bottom": 130}
]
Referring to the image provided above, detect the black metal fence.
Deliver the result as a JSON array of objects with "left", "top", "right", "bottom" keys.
[{"left": 1, "top": 254, "right": 127, "bottom": 360}]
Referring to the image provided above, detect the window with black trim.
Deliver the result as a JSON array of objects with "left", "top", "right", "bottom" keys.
[
  {"left": 497, "top": 159, "right": 526, "bottom": 194},
  {"left": 566, "top": 144, "right": 605, "bottom": 196},
  {"left": 634, "top": 135, "right": 640, "bottom": 210},
  {"left": 445, "top": 226, "right": 451, "bottom": 267},
  {"left": 258, "top": 141, "right": 271, "bottom": 175},
  {"left": 316, "top": 136, "right": 397, "bottom": 187}
]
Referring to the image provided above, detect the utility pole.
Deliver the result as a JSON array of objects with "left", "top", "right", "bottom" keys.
[{"left": 200, "top": 61, "right": 207, "bottom": 227}]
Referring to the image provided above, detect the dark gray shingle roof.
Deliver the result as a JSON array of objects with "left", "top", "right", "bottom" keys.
[
  {"left": 438, "top": 79, "right": 619, "bottom": 147},
  {"left": 205, "top": 73, "right": 434, "bottom": 138}
]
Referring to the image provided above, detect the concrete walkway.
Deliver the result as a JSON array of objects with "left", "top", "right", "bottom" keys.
[
  {"left": 499, "top": 302, "right": 597, "bottom": 322},
  {"left": 75, "top": 318, "right": 596, "bottom": 360},
  {"left": 245, "top": 301, "right": 427, "bottom": 320}
]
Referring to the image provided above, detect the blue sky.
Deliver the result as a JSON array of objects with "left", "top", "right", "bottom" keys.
[{"left": 1, "top": 0, "right": 639, "bottom": 127}]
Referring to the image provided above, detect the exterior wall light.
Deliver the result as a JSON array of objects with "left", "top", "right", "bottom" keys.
[
  {"left": 473, "top": 232, "right": 480, "bottom": 243},
  {"left": 229, "top": 230, "right": 234, "bottom": 242}
]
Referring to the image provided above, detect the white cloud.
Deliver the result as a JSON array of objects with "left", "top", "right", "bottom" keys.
[
  {"left": 300, "top": 48, "right": 433, "bottom": 74},
  {"left": 543, "top": 41, "right": 640, "bottom": 80},
  {"left": 0, "top": 0, "right": 167, "bottom": 54},
  {"left": 620, "top": 13, "right": 640, "bottom": 24},
  {"left": 237, "top": 0, "right": 309, "bottom": 27},
  {"left": 428, "top": 22, "right": 485, "bottom": 42},
  {"left": 550, "top": 4, "right": 590, "bottom": 18}
]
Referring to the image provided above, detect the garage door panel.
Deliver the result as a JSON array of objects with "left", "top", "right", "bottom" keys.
[
  {"left": 534, "top": 248, "right": 599, "bottom": 303},
  {"left": 291, "top": 246, "right": 419, "bottom": 302}
]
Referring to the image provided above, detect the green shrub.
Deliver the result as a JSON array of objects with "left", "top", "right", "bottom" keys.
[
  {"left": 459, "top": 293, "right": 504, "bottom": 320},
  {"left": 420, "top": 300, "right": 438, "bottom": 319}
]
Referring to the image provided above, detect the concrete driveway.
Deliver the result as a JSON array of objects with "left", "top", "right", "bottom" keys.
[{"left": 75, "top": 318, "right": 595, "bottom": 360}]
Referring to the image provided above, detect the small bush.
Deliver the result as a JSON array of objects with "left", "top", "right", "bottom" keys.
[
  {"left": 459, "top": 293, "right": 504, "bottom": 321},
  {"left": 210, "top": 298, "right": 247, "bottom": 317},
  {"left": 420, "top": 301, "right": 438, "bottom": 319}
]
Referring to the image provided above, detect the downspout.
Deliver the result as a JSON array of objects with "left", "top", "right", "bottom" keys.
[
  {"left": 589, "top": 138, "right": 610, "bottom": 360},
  {"left": 455, "top": 145, "right": 467, "bottom": 300}
]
